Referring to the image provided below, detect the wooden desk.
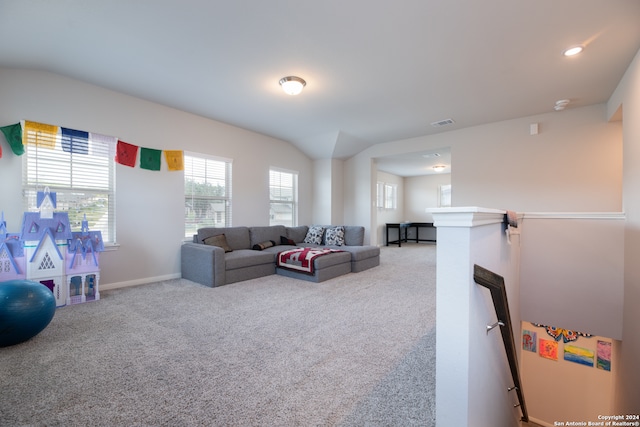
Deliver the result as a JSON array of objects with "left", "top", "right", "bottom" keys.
[{"left": 386, "top": 222, "right": 436, "bottom": 247}]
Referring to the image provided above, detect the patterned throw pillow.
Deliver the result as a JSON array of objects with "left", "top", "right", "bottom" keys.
[
  {"left": 325, "top": 226, "right": 345, "bottom": 246},
  {"left": 303, "top": 226, "right": 325, "bottom": 245}
]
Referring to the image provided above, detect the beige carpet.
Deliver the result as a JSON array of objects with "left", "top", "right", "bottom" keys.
[{"left": 0, "top": 243, "right": 437, "bottom": 426}]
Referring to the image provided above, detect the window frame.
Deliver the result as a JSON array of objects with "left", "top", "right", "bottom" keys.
[
  {"left": 183, "top": 152, "right": 233, "bottom": 238},
  {"left": 21, "top": 126, "right": 117, "bottom": 245},
  {"left": 269, "top": 167, "right": 298, "bottom": 227}
]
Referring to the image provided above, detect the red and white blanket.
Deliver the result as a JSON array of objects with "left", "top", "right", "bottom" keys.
[{"left": 277, "top": 248, "right": 342, "bottom": 274}]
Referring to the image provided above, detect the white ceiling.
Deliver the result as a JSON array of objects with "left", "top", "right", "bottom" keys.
[{"left": 1, "top": 1, "right": 639, "bottom": 176}]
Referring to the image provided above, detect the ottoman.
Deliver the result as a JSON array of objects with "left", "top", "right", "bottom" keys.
[{"left": 276, "top": 249, "right": 352, "bottom": 283}]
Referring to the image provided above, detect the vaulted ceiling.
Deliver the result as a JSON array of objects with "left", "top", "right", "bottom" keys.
[{"left": 1, "top": 1, "right": 639, "bottom": 173}]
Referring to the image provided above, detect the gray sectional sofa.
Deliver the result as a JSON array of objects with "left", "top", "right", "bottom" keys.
[{"left": 181, "top": 225, "right": 380, "bottom": 287}]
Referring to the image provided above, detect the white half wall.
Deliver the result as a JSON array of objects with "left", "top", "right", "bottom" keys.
[{"left": 520, "top": 213, "right": 625, "bottom": 340}]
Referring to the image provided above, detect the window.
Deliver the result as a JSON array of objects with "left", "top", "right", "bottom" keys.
[
  {"left": 376, "top": 182, "right": 385, "bottom": 208},
  {"left": 384, "top": 184, "right": 397, "bottom": 209},
  {"left": 22, "top": 126, "right": 116, "bottom": 244},
  {"left": 184, "top": 153, "right": 232, "bottom": 238},
  {"left": 269, "top": 168, "right": 298, "bottom": 226},
  {"left": 439, "top": 184, "right": 451, "bottom": 207}
]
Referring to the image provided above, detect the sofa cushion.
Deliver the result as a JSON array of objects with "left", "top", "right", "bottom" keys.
[
  {"left": 197, "top": 227, "right": 250, "bottom": 250},
  {"left": 324, "top": 226, "right": 345, "bottom": 246},
  {"left": 225, "top": 249, "right": 274, "bottom": 270},
  {"left": 338, "top": 245, "right": 380, "bottom": 261},
  {"left": 343, "top": 225, "right": 365, "bottom": 246},
  {"left": 203, "top": 234, "right": 233, "bottom": 252},
  {"left": 286, "top": 226, "right": 308, "bottom": 243},
  {"left": 304, "top": 226, "right": 325, "bottom": 245},
  {"left": 249, "top": 225, "right": 286, "bottom": 247}
]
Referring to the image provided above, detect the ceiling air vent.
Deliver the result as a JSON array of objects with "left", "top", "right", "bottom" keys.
[{"left": 430, "top": 118, "right": 455, "bottom": 127}]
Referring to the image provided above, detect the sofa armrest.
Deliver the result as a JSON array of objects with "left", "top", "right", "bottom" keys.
[{"left": 181, "top": 242, "right": 226, "bottom": 287}]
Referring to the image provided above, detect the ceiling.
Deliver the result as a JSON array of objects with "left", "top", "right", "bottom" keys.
[{"left": 1, "top": 1, "right": 639, "bottom": 176}]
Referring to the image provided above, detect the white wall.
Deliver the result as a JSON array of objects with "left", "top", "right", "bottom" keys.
[
  {"left": 608, "top": 46, "right": 640, "bottom": 415},
  {"left": 312, "top": 158, "right": 345, "bottom": 225},
  {"left": 346, "top": 104, "right": 623, "bottom": 246},
  {"left": 0, "top": 68, "right": 313, "bottom": 287},
  {"left": 521, "top": 322, "right": 618, "bottom": 426},
  {"left": 520, "top": 214, "right": 625, "bottom": 340},
  {"left": 404, "top": 173, "right": 451, "bottom": 222}
]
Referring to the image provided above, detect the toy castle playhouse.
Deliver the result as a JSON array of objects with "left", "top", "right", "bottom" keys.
[{"left": 0, "top": 188, "right": 104, "bottom": 307}]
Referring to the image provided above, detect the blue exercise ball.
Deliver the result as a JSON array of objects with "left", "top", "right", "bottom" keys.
[{"left": 0, "top": 280, "right": 56, "bottom": 347}]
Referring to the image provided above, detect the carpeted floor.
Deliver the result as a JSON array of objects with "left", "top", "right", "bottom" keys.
[{"left": 0, "top": 243, "right": 437, "bottom": 427}]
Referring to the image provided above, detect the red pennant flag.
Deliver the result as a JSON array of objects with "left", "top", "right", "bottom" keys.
[{"left": 115, "top": 140, "right": 138, "bottom": 167}]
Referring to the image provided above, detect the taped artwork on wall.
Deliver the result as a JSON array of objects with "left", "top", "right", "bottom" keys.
[
  {"left": 564, "top": 344, "right": 594, "bottom": 367},
  {"left": 522, "top": 329, "right": 537, "bottom": 352},
  {"left": 532, "top": 322, "right": 593, "bottom": 343},
  {"left": 597, "top": 340, "right": 612, "bottom": 371},
  {"left": 539, "top": 339, "right": 558, "bottom": 361}
]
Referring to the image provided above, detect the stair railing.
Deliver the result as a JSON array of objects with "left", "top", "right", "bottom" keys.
[{"left": 473, "top": 264, "right": 529, "bottom": 422}]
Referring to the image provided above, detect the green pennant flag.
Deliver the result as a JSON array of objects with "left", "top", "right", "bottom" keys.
[
  {"left": 0, "top": 123, "right": 24, "bottom": 156},
  {"left": 140, "top": 147, "right": 162, "bottom": 171}
]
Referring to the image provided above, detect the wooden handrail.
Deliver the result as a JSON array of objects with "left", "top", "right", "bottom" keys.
[{"left": 474, "top": 264, "right": 529, "bottom": 422}]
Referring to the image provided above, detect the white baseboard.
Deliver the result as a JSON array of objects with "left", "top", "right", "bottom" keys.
[{"left": 100, "top": 273, "right": 182, "bottom": 291}]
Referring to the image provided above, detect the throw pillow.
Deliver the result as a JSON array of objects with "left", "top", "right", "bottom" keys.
[
  {"left": 280, "top": 236, "right": 296, "bottom": 245},
  {"left": 303, "top": 226, "right": 325, "bottom": 245},
  {"left": 252, "top": 240, "right": 276, "bottom": 251},
  {"left": 325, "top": 226, "right": 345, "bottom": 246},
  {"left": 203, "top": 234, "right": 233, "bottom": 252}
]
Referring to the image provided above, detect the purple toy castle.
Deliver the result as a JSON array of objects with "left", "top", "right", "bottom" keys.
[{"left": 0, "top": 188, "right": 104, "bottom": 307}]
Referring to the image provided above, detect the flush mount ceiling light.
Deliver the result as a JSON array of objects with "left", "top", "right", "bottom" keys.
[
  {"left": 279, "top": 76, "right": 306, "bottom": 95},
  {"left": 554, "top": 99, "right": 571, "bottom": 111},
  {"left": 432, "top": 165, "right": 446, "bottom": 172},
  {"left": 563, "top": 45, "right": 584, "bottom": 57}
]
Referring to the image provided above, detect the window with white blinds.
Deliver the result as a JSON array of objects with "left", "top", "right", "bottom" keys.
[
  {"left": 384, "top": 183, "right": 397, "bottom": 209},
  {"left": 269, "top": 168, "right": 297, "bottom": 226},
  {"left": 184, "top": 153, "right": 232, "bottom": 238},
  {"left": 22, "top": 128, "right": 116, "bottom": 244}
]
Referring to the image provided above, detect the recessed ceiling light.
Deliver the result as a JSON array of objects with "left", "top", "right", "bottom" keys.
[
  {"left": 432, "top": 165, "right": 446, "bottom": 172},
  {"left": 422, "top": 153, "right": 441, "bottom": 158},
  {"left": 563, "top": 45, "right": 584, "bottom": 57}
]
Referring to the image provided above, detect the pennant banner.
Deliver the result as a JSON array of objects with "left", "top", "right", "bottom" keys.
[
  {"left": 61, "top": 127, "right": 89, "bottom": 155},
  {"left": 140, "top": 147, "right": 162, "bottom": 171},
  {"left": 164, "top": 150, "right": 184, "bottom": 171},
  {"left": 23, "top": 120, "right": 59, "bottom": 149},
  {"left": 115, "top": 140, "right": 138, "bottom": 167},
  {"left": 2, "top": 121, "right": 191, "bottom": 176},
  {"left": 0, "top": 123, "right": 24, "bottom": 156}
]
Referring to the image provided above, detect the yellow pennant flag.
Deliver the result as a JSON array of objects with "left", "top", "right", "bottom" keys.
[
  {"left": 23, "top": 120, "right": 59, "bottom": 149},
  {"left": 164, "top": 150, "right": 184, "bottom": 171}
]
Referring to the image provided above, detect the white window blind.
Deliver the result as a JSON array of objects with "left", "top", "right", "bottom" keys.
[
  {"left": 376, "top": 181, "right": 384, "bottom": 208},
  {"left": 184, "top": 153, "right": 232, "bottom": 237},
  {"left": 384, "top": 183, "right": 397, "bottom": 209},
  {"left": 22, "top": 126, "right": 116, "bottom": 244},
  {"left": 269, "top": 168, "right": 298, "bottom": 226}
]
